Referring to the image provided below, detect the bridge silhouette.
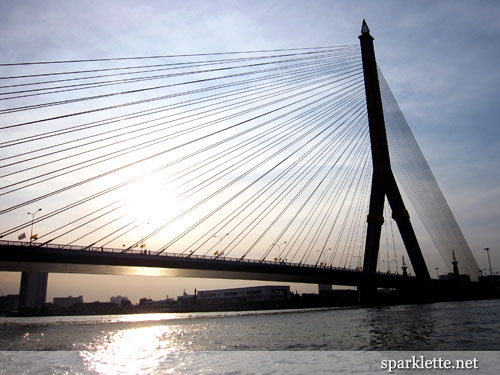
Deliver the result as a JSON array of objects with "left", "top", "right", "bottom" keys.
[
  {"left": 0, "top": 240, "right": 414, "bottom": 288},
  {"left": 0, "top": 22, "right": 480, "bottom": 307}
]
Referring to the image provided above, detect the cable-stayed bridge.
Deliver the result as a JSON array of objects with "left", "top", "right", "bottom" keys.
[{"left": 0, "top": 22, "right": 480, "bottom": 306}]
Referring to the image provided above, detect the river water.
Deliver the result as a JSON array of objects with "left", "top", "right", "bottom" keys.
[{"left": 1, "top": 299, "right": 500, "bottom": 374}]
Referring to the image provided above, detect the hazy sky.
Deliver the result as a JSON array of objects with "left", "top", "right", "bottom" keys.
[{"left": 1, "top": 0, "right": 499, "bottom": 302}]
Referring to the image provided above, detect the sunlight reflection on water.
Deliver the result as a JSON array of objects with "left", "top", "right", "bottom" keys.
[
  {"left": 105, "top": 313, "right": 186, "bottom": 323},
  {"left": 81, "top": 326, "right": 181, "bottom": 375}
]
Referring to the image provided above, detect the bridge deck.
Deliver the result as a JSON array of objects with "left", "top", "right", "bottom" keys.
[{"left": 0, "top": 240, "right": 417, "bottom": 288}]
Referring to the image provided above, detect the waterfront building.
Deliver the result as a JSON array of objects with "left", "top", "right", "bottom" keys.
[
  {"left": 0, "top": 294, "right": 19, "bottom": 313},
  {"left": 110, "top": 295, "right": 128, "bottom": 305},
  {"left": 139, "top": 297, "right": 176, "bottom": 309},
  {"left": 197, "top": 285, "right": 291, "bottom": 306},
  {"left": 53, "top": 295, "right": 83, "bottom": 308},
  {"left": 177, "top": 291, "right": 196, "bottom": 306}
]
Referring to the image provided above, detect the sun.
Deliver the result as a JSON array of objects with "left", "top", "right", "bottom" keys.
[{"left": 123, "top": 176, "right": 181, "bottom": 226}]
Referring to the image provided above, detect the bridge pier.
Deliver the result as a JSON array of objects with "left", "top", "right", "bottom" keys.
[
  {"left": 317, "top": 284, "right": 332, "bottom": 293},
  {"left": 18, "top": 271, "right": 48, "bottom": 310},
  {"left": 358, "top": 284, "right": 377, "bottom": 305}
]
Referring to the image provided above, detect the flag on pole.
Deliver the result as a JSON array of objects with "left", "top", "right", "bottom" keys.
[
  {"left": 214, "top": 251, "right": 219, "bottom": 256},
  {"left": 274, "top": 257, "right": 278, "bottom": 261},
  {"left": 18, "top": 232, "right": 26, "bottom": 240},
  {"left": 140, "top": 244, "right": 146, "bottom": 248},
  {"left": 30, "top": 234, "right": 38, "bottom": 240}
]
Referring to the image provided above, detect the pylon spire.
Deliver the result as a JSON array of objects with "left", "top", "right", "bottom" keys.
[
  {"left": 401, "top": 255, "right": 408, "bottom": 278},
  {"left": 451, "top": 249, "right": 460, "bottom": 278},
  {"left": 361, "top": 19, "right": 370, "bottom": 34}
]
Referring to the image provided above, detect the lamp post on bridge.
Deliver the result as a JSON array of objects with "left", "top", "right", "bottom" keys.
[
  {"left": 140, "top": 221, "right": 149, "bottom": 252},
  {"left": 213, "top": 233, "right": 229, "bottom": 256},
  {"left": 28, "top": 208, "right": 42, "bottom": 246},
  {"left": 323, "top": 248, "right": 332, "bottom": 266},
  {"left": 316, "top": 248, "right": 331, "bottom": 267},
  {"left": 351, "top": 254, "right": 362, "bottom": 270},
  {"left": 435, "top": 267, "right": 439, "bottom": 279},
  {"left": 484, "top": 247, "right": 493, "bottom": 276},
  {"left": 273, "top": 241, "right": 287, "bottom": 261},
  {"left": 382, "top": 259, "right": 396, "bottom": 274}
]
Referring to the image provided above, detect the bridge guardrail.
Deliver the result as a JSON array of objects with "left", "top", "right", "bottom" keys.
[{"left": 0, "top": 239, "right": 402, "bottom": 276}]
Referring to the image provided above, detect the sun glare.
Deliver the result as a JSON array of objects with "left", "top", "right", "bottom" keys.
[
  {"left": 123, "top": 177, "right": 181, "bottom": 227},
  {"left": 81, "top": 325, "right": 181, "bottom": 375}
]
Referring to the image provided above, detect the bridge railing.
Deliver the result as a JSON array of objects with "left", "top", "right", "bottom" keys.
[{"left": 1, "top": 239, "right": 400, "bottom": 275}]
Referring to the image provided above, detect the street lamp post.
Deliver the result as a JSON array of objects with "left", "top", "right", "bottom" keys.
[
  {"left": 316, "top": 248, "right": 331, "bottom": 267},
  {"left": 351, "top": 254, "right": 362, "bottom": 271},
  {"left": 213, "top": 233, "right": 229, "bottom": 256},
  {"left": 28, "top": 208, "right": 42, "bottom": 246},
  {"left": 382, "top": 259, "right": 394, "bottom": 273},
  {"left": 323, "top": 248, "right": 332, "bottom": 266},
  {"left": 484, "top": 248, "right": 493, "bottom": 276},
  {"left": 435, "top": 267, "right": 439, "bottom": 279},
  {"left": 272, "top": 241, "right": 287, "bottom": 261},
  {"left": 140, "top": 221, "right": 150, "bottom": 251}
]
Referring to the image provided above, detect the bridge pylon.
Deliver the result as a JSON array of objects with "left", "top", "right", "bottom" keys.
[
  {"left": 19, "top": 271, "right": 48, "bottom": 310},
  {"left": 358, "top": 20, "right": 431, "bottom": 304}
]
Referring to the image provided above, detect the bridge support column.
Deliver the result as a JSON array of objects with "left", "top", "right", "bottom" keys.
[
  {"left": 358, "top": 284, "right": 377, "bottom": 305},
  {"left": 318, "top": 284, "right": 332, "bottom": 294},
  {"left": 19, "top": 271, "right": 48, "bottom": 310},
  {"left": 358, "top": 20, "right": 431, "bottom": 303}
]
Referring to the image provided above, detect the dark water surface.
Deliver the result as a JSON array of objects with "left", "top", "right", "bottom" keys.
[{"left": 1, "top": 299, "right": 499, "bottom": 351}]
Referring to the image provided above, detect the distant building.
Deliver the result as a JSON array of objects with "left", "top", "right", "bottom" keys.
[
  {"left": 53, "top": 295, "right": 83, "bottom": 308},
  {"left": 177, "top": 291, "right": 196, "bottom": 305},
  {"left": 110, "top": 296, "right": 128, "bottom": 305},
  {"left": 439, "top": 273, "right": 471, "bottom": 282},
  {"left": 139, "top": 297, "right": 176, "bottom": 309},
  {"left": 197, "top": 285, "right": 291, "bottom": 305},
  {"left": 479, "top": 274, "right": 500, "bottom": 283},
  {"left": 0, "top": 294, "right": 19, "bottom": 313},
  {"left": 139, "top": 297, "right": 153, "bottom": 306}
]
